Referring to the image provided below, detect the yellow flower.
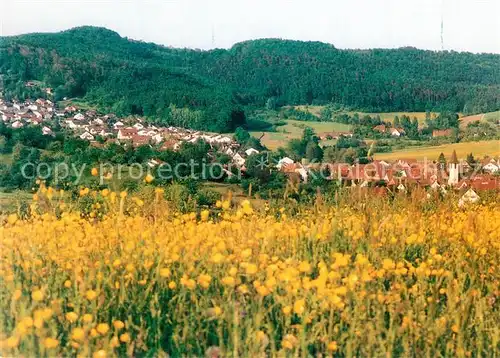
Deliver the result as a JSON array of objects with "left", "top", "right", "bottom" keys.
[
  {"left": 12, "top": 289, "right": 22, "bottom": 301},
  {"left": 382, "top": 258, "right": 396, "bottom": 270},
  {"left": 119, "top": 333, "right": 131, "bottom": 343},
  {"left": 237, "top": 284, "right": 249, "bottom": 294},
  {"left": 93, "top": 350, "right": 107, "bottom": 358},
  {"left": 86, "top": 290, "right": 97, "bottom": 300},
  {"left": 168, "top": 281, "right": 177, "bottom": 289},
  {"left": 222, "top": 200, "right": 231, "bottom": 210},
  {"left": 298, "top": 261, "right": 312, "bottom": 273},
  {"left": 120, "top": 191, "right": 127, "bottom": 199},
  {"left": 245, "top": 263, "right": 258, "bottom": 275},
  {"left": 159, "top": 268, "right": 171, "bottom": 278},
  {"left": 256, "top": 285, "right": 270, "bottom": 296},
  {"left": 71, "top": 327, "right": 85, "bottom": 341},
  {"left": 210, "top": 252, "right": 225, "bottom": 264},
  {"left": 64, "top": 280, "right": 72, "bottom": 288},
  {"left": 200, "top": 210, "right": 210, "bottom": 222},
  {"left": 197, "top": 274, "right": 212, "bottom": 289},
  {"left": 66, "top": 312, "right": 79, "bottom": 323},
  {"left": 83, "top": 314, "right": 93, "bottom": 323},
  {"left": 208, "top": 306, "right": 223, "bottom": 317},
  {"left": 293, "top": 299, "right": 305, "bottom": 315},
  {"left": 282, "top": 305, "right": 292, "bottom": 315},
  {"left": 182, "top": 278, "right": 196, "bottom": 290},
  {"left": 43, "top": 337, "right": 59, "bottom": 349},
  {"left": 327, "top": 341, "right": 338, "bottom": 352},
  {"left": 144, "top": 173, "right": 154, "bottom": 183},
  {"left": 31, "top": 290, "right": 44, "bottom": 302},
  {"left": 7, "top": 213, "right": 18, "bottom": 225},
  {"left": 96, "top": 323, "right": 110, "bottom": 335},
  {"left": 110, "top": 336, "right": 120, "bottom": 347},
  {"left": 282, "top": 334, "right": 297, "bottom": 349},
  {"left": 6, "top": 336, "right": 20, "bottom": 348},
  {"left": 256, "top": 330, "right": 267, "bottom": 341},
  {"left": 113, "top": 320, "right": 125, "bottom": 330},
  {"left": 91, "top": 167, "right": 98, "bottom": 176},
  {"left": 222, "top": 276, "right": 236, "bottom": 287}
]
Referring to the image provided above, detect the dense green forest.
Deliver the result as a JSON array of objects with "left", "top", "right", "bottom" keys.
[{"left": 1, "top": 26, "right": 499, "bottom": 132}]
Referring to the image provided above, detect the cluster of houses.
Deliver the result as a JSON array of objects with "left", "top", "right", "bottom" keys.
[
  {"left": 1, "top": 98, "right": 498, "bottom": 203},
  {"left": 0, "top": 98, "right": 262, "bottom": 168},
  {"left": 372, "top": 124, "right": 405, "bottom": 137},
  {"left": 0, "top": 98, "right": 57, "bottom": 136},
  {"left": 277, "top": 151, "right": 499, "bottom": 204}
]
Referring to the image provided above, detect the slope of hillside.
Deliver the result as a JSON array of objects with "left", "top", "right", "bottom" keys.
[
  {"left": 1, "top": 26, "right": 500, "bottom": 132},
  {"left": 373, "top": 140, "right": 500, "bottom": 161}
]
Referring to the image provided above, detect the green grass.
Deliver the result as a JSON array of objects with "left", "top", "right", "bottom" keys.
[
  {"left": 0, "top": 153, "right": 13, "bottom": 165},
  {"left": 251, "top": 119, "right": 351, "bottom": 149},
  {"left": 291, "top": 106, "right": 437, "bottom": 127},
  {"left": 484, "top": 111, "right": 500, "bottom": 122},
  {"left": 58, "top": 98, "right": 99, "bottom": 111},
  {"left": 0, "top": 190, "right": 33, "bottom": 214},
  {"left": 373, "top": 140, "right": 500, "bottom": 161}
]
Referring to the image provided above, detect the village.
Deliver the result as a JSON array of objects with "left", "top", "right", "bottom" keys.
[{"left": 1, "top": 97, "right": 498, "bottom": 205}]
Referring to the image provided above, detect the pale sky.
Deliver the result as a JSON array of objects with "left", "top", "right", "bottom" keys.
[{"left": 1, "top": 0, "right": 499, "bottom": 53}]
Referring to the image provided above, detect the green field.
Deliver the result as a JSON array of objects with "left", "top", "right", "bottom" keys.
[
  {"left": 251, "top": 119, "right": 351, "bottom": 150},
  {"left": 0, "top": 191, "right": 33, "bottom": 214},
  {"left": 0, "top": 153, "right": 13, "bottom": 165},
  {"left": 484, "top": 111, "right": 500, "bottom": 122},
  {"left": 373, "top": 140, "right": 500, "bottom": 161},
  {"left": 292, "top": 106, "right": 437, "bottom": 127}
]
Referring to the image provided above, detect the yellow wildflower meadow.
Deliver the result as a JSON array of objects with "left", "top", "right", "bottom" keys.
[{"left": 0, "top": 186, "right": 499, "bottom": 357}]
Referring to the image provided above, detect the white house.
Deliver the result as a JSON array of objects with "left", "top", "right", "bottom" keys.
[
  {"left": 458, "top": 188, "right": 480, "bottom": 207},
  {"left": 245, "top": 148, "right": 260, "bottom": 156},
  {"left": 232, "top": 153, "right": 246, "bottom": 167},
  {"left": 80, "top": 132, "right": 95, "bottom": 140},
  {"left": 42, "top": 126, "right": 53, "bottom": 136},
  {"left": 12, "top": 120, "right": 24, "bottom": 129},
  {"left": 276, "top": 157, "right": 294, "bottom": 170},
  {"left": 217, "top": 136, "right": 232, "bottom": 144},
  {"left": 65, "top": 120, "right": 78, "bottom": 129},
  {"left": 390, "top": 128, "right": 402, "bottom": 137},
  {"left": 152, "top": 133, "right": 163, "bottom": 144},
  {"left": 482, "top": 162, "right": 499, "bottom": 173},
  {"left": 297, "top": 167, "right": 309, "bottom": 182},
  {"left": 113, "top": 121, "right": 124, "bottom": 129},
  {"left": 133, "top": 123, "right": 144, "bottom": 130},
  {"left": 74, "top": 113, "right": 85, "bottom": 121}
]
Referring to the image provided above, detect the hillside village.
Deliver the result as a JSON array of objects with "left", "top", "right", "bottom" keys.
[
  {"left": 0, "top": 97, "right": 261, "bottom": 167},
  {"left": 1, "top": 97, "right": 498, "bottom": 203}
]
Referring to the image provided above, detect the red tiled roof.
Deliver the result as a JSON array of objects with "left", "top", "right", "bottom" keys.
[
  {"left": 373, "top": 124, "right": 386, "bottom": 133},
  {"left": 432, "top": 129, "right": 453, "bottom": 137}
]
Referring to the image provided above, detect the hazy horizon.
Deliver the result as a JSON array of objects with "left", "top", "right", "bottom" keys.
[{"left": 1, "top": 0, "right": 500, "bottom": 54}]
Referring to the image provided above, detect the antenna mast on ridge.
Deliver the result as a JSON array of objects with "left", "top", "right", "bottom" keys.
[
  {"left": 211, "top": 25, "right": 216, "bottom": 48},
  {"left": 440, "top": 0, "right": 444, "bottom": 50}
]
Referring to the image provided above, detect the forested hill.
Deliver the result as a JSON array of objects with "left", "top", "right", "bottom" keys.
[{"left": 1, "top": 26, "right": 499, "bottom": 132}]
